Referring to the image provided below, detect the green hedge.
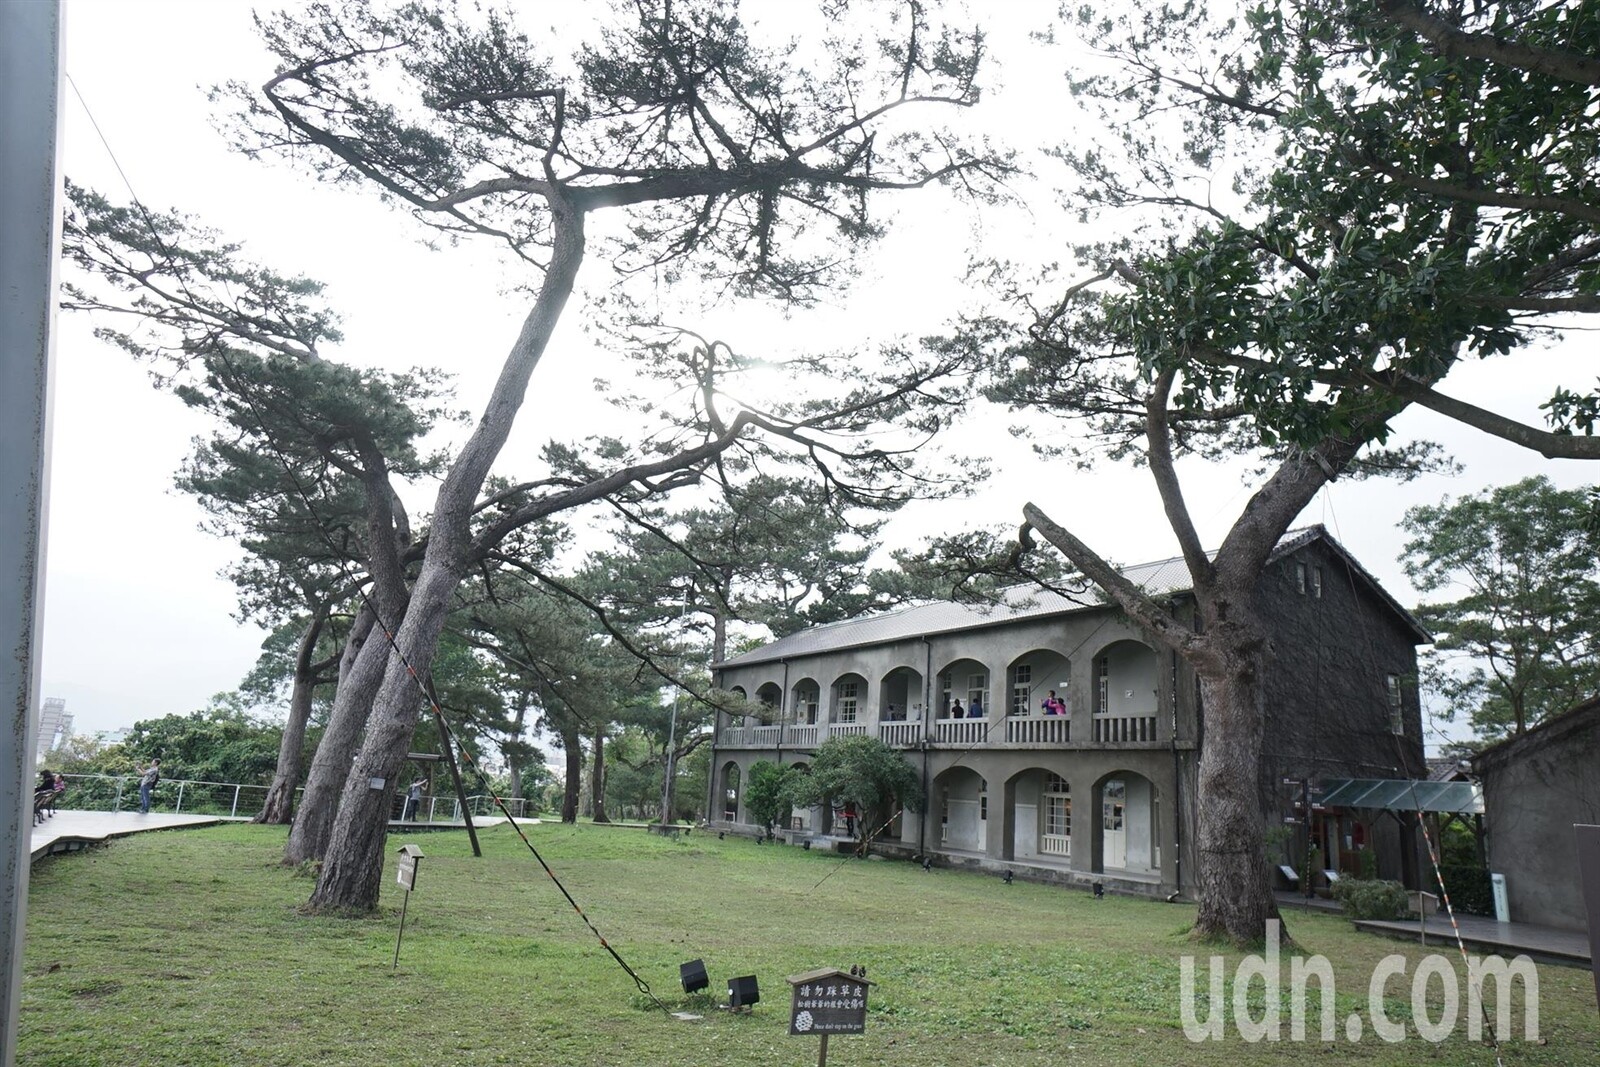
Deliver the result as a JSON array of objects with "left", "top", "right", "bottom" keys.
[{"left": 1330, "top": 877, "right": 1410, "bottom": 920}]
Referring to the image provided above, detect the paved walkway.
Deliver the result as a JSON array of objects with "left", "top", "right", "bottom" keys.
[
  {"left": 1353, "top": 912, "right": 1591, "bottom": 966},
  {"left": 28, "top": 809, "right": 231, "bottom": 863}
]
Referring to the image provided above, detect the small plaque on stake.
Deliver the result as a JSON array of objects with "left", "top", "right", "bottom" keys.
[{"left": 787, "top": 967, "right": 871, "bottom": 1036}]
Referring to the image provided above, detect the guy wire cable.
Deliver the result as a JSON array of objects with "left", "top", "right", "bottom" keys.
[
  {"left": 69, "top": 74, "right": 673, "bottom": 1017},
  {"left": 1321, "top": 497, "right": 1505, "bottom": 1067}
]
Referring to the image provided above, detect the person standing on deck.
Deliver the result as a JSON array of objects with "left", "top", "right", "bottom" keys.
[{"left": 136, "top": 759, "right": 160, "bottom": 814}]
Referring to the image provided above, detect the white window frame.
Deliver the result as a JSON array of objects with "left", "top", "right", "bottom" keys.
[
  {"left": 1386, "top": 674, "right": 1403, "bottom": 734},
  {"left": 1043, "top": 773, "right": 1071, "bottom": 837},
  {"left": 1011, "top": 664, "right": 1032, "bottom": 716},
  {"left": 837, "top": 680, "right": 859, "bottom": 723}
]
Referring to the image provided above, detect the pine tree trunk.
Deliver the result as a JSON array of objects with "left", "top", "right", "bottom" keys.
[
  {"left": 561, "top": 726, "right": 582, "bottom": 823},
  {"left": 591, "top": 728, "right": 610, "bottom": 824},
  {"left": 257, "top": 612, "right": 326, "bottom": 824},
  {"left": 507, "top": 703, "right": 527, "bottom": 802},
  {"left": 308, "top": 565, "right": 458, "bottom": 911},
  {"left": 1190, "top": 620, "right": 1283, "bottom": 946},
  {"left": 284, "top": 607, "right": 380, "bottom": 864}
]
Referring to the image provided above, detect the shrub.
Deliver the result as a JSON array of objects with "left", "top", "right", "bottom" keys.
[
  {"left": 1434, "top": 864, "right": 1494, "bottom": 916},
  {"left": 1330, "top": 878, "right": 1410, "bottom": 920}
]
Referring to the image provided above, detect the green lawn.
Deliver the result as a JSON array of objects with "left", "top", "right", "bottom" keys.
[{"left": 19, "top": 823, "right": 1599, "bottom": 1066}]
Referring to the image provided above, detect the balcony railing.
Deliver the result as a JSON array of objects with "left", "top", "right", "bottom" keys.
[
  {"left": 714, "top": 711, "right": 1162, "bottom": 749},
  {"left": 933, "top": 718, "right": 988, "bottom": 745},
  {"left": 786, "top": 724, "right": 819, "bottom": 747},
  {"left": 1005, "top": 715, "right": 1071, "bottom": 745},
  {"left": 879, "top": 721, "right": 922, "bottom": 747},
  {"left": 1092, "top": 713, "right": 1159, "bottom": 742}
]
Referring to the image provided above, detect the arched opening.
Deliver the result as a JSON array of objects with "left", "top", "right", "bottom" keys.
[
  {"left": 1090, "top": 640, "right": 1160, "bottom": 741},
  {"left": 878, "top": 665, "right": 924, "bottom": 721},
  {"left": 933, "top": 767, "right": 987, "bottom": 853},
  {"left": 784, "top": 761, "right": 811, "bottom": 832},
  {"left": 1006, "top": 648, "right": 1071, "bottom": 716},
  {"left": 755, "top": 681, "right": 782, "bottom": 713},
  {"left": 720, "top": 761, "right": 742, "bottom": 824},
  {"left": 791, "top": 678, "right": 820, "bottom": 724},
  {"left": 830, "top": 672, "right": 868, "bottom": 730},
  {"left": 1093, "top": 770, "right": 1158, "bottom": 874},
  {"left": 936, "top": 657, "right": 990, "bottom": 718},
  {"left": 1002, "top": 766, "right": 1071, "bottom": 865}
]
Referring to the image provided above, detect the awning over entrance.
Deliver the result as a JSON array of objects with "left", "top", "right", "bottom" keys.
[{"left": 1317, "top": 778, "right": 1483, "bottom": 815}]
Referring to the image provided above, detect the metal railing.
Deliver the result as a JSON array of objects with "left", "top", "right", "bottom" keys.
[
  {"left": 53, "top": 773, "right": 283, "bottom": 817},
  {"left": 47, "top": 774, "right": 545, "bottom": 823}
]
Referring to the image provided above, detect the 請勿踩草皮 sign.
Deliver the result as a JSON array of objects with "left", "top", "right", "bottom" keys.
[{"left": 787, "top": 968, "right": 871, "bottom": 1036}]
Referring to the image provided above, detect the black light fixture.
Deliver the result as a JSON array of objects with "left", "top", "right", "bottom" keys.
[
  {"left": 1092, "top": 882, "right": 1105, "bottom": 899},
  {"left": 718, "top": 831, "right": 725, "bottom": 840},
  {"left": 921, "top": 856, "right": 932, "bottom": 872},
  {"left": 728, "top": 974, "right": 760, "bottom": 1010},
  {"left": 680, "top": 959, "right": 709, "bottom": 994},
  {"left": 1002, "top": 870, "right": 1014, "bottom": 885},
  {"left": 801, "top": 840, "right": 811, "bottom": 851}
]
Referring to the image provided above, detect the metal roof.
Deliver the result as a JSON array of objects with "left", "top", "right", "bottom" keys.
[
  {"left": 717, "top": 525, "right": 1426, "bottom": 670},
  {"left": 716, "top": 550, "right": 1202, "bottom": 669},
  {"left": 1318, "top": 778, "right": 1484, "bottom": 815}
]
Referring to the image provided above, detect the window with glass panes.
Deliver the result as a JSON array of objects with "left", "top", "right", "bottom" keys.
[
  {"left": 1386, "top": 674, "right": 1403, "bottom": 733},
  {"left": 1044, "top": 773, "right": 1071, "bottom": 836},
  {"left": 837, "top": 680, "right": 859, "bottom": 723},
  {"left": 1011, "top": 664, "right": 1031, "bottom": 716}
]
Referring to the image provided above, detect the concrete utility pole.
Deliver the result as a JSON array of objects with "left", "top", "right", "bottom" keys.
[{"left": 0, "top": 3, "right": 63, "bottom": 1065}]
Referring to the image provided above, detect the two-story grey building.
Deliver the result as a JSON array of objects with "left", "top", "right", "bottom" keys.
[{"left": 708, "top": 526, "right": 1429, "bottom": 898}]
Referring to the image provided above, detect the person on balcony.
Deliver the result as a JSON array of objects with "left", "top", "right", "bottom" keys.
[
  {"left": 968, "top": 697, "right": 984, "bottom": 718},
  {"left": 1041, "top": 691, "right": 1066, "bottom": 715},
  {"left": 948, "top": 698, "right": 965, "bottom": 718}
]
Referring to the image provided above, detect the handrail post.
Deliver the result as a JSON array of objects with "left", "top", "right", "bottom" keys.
[
  {"left": 230, "top": 785, "right": 241, "bottom": 817},
  {"left": 175, "top": 781, "right": 185, "bottom": 813},
  {"left": 113, "top": 778, "right": 124, "bottom": 812}
]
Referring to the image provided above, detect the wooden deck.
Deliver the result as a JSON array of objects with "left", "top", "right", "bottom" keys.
[
  {"left": 27, "top": 809, "right": 232, "bottom": 862},
  {"left": 1353, "top": 912, "right": 1591, "bottom": 967}
]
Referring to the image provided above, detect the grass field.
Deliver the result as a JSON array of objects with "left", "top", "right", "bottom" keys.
[{"left": 19, "top": 822, "right": 1599, "bottom": 1066}]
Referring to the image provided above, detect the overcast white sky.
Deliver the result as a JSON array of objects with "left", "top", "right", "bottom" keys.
[{"left": 41, "top": 0, "right": 1593, "bottom": 756}]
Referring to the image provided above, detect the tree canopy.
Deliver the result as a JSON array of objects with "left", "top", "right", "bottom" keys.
[{"left": 1403, "top": 476, "right": 1600, "bottom": 738}]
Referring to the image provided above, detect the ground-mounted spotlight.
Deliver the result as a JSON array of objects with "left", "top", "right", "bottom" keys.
[
  {"left": 680, "top": 959, "right": 710, "bottom": 995},
  {"left": 1093, "top": 882, "right": 1105, "bottom": 899},
  {"left": 921, "top": 856, "right": 932, "bottom": 872},
  {"left": 727, "top": 974, "right": 760, "bottom": 1011},
  {"left": 718, "top": 831, "right": 725, "bottom": 840},
  {"left": 1002, "top": 870, "right": 1014, "bottom": 885},
  {"left": 802, "top": 840, "right": 811, "bottom": 851}
]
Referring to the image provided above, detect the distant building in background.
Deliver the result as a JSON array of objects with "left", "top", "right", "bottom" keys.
[
  {"left": 36, "top": 697, "right": 71, "bottom": 760},
  {"left": 96, "top": 728, "right": 130, "bottom": 746}
]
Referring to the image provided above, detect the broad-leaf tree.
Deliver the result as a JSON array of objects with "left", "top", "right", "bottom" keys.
[
  {"left": 785, "top": 735, "right": 923, "bottom": 845},
  {"left": 1402, "top": 476, "right": 1600, "bottom": 738}
]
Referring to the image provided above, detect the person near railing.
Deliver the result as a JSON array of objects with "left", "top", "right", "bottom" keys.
[
  {"left": 968, "top": 697, "right": 984, "bottom": 718},
  {"left": 136, "top": 759, "right": 161, "bottom": 814},
  {"left": 1041, "top": 691, "right": 1066, "bottom": 716},
  {"left": 948, "top": 698, "right": 965, "bottom": 718},
  {"left": 402, "top": 778, "right": 427, "bottom": 821}
]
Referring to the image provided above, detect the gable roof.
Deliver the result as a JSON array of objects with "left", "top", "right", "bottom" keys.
[{"left": 715, "top": 525, "right": 1428, "bottom": 670}]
